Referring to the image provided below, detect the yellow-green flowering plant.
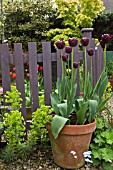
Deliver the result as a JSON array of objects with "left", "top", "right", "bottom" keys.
[{"left": 50, "top": 35, "right": 113, "bottom": 139}]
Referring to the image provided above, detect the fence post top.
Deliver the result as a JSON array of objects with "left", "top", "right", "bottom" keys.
[
  {"left": 81, "top": 28, "right": 94, "bottom": 39},
  {"left": 81, "top": 28, "right": 94, "bottom": 33}
]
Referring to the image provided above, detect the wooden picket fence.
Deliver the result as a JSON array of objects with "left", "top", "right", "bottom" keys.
[{"left": 0, "top": 28, "right": 104, "bottom": 130}]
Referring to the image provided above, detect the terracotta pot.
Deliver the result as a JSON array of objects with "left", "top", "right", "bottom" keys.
[
  {"left": 108, "top": 79, "right": 113, "bottom": 91},
  {"left": 46, "top": 119, "right": 96, "bottom": 169}
]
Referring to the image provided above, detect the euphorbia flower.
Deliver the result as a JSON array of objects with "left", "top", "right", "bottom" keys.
[
  {"left": 61, "top": 54, "right": 68, "bottom": 61},
  {"left": 65, "top": 46, "right": 72, "bottom": 53},
  {"left": 68, "top": 38, "right": 78, "bottom": 47},
  {"left": 101, "top": 34, "right": 111, "bottom": 44},
  {"left": 73, "top": 62, "right": 79, "bottom": 69},
  {"left": 39, "top": 66, "right": 43, "bottom": 71},
  {"left": 81, "top": 37, "right": 89, "bottom": 46},
  {"left": 87, "top": 48, "right": 94, "bottom": 56},
  {"left": 55, "top": 40, "right": 65, "bottom": 49}
]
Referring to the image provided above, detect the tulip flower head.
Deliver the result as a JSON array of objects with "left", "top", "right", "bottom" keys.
[
  {"left": 65, "top": 46, "right": 72, "bottom": 53},
  {"left": 101, "top": 34, "right": 111, "bottom": 44},
  {"left": 73, "top": 62, "right": 79, "bottom": 69},
  {"left": 87, "top": 48, "right": 94, "bottom": 56},
  {"left": 81, "top": 37, "right": 89, "bottom": 46},
  {"left": 61, "top": 54, "right": 68, "bottom": 62},
  {"left": 55, "top": 40, "right": 65, "bottom": 49},
  {"left": 69, "top": 38, "right": 78, "bottom": 47}
]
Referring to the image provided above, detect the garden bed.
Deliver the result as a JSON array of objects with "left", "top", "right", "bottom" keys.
[{"left": 0, "top": 144, "right": 102, "bottom": 170}]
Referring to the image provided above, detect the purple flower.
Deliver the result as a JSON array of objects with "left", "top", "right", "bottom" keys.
[
  {"left": 55, "top": 40, "right": 65, "bottom": 49},
  {"left": 87, "top": 48, "right": 94, "bottom": 56},
  {"left": 61, "top": 54, "right": 68, "bottom": 62},
  {"left": 65, "top": 46, "right": 72, "bottom": 53},
  {"left": 7, "top": 107, "right": 13, "bottom": 111},
  {"left": 73, "top": 62, "right": 79, "bottom": 69},
  {"left": 68, "top": 38, "right": 78, "bottom": 47},
  {"left": 81, "top": 37, "right": 89, "bottom": 46},
  {"left": 101, "top": 34, "right": 111, "bottom": 44},
  {"left": 100, "top": 40, "right": 105, "bottom": 49}
]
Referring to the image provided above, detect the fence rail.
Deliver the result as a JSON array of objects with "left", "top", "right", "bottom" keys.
[{"left": 0, "top": 28, "right": 104, "bottom": 130}]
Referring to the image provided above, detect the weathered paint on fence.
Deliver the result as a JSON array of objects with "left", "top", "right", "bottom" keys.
[{"left": 0, "top": 28, "right": 104, "bottom": 130}]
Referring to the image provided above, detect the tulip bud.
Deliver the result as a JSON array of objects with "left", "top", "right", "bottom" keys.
[
  {"left": 101, "top": 34, "right": 111, "bottom": 44},
  {"left": 100, "top": 40, "right": 105, "bottom": 49},
  {"left": 87, "top": 48, "right": 94, "bottom": 56},
  {"left": 81, "top": 37, "right": 89, "bottom": 46},
  {"left": 65, "top": 46, "right": 72, "bottom": 53},
  {"left": 13, "top": 67, "right": 16, "bottom": 72},
  {"left": 55, "top": 40, "right": 65, "bottom": 49},
  {"left": 61, "top": 54, "right": 68, "bottom": 62},
  {"left": 73, "top": 62, "right": 79, "bottom": 69},
  {"left": 68, "top": 38, "right": 78, "bottom": 47}
]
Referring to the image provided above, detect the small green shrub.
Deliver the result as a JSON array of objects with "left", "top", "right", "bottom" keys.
[
  {"left": 90, "top": 115, "right": 113, "bottom": 170},
  {"left": 28, "top": 105, "right": 53, "bottom": 145},
  {"left": 5, "top": 86, "right": 22, "bottom": 110}
]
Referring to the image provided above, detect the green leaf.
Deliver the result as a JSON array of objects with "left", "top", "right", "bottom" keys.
[
  {"left": 76, "top": 102, "right": 88, "bottom": 125},
  {"left": 50, "top": 93, "right": 60, "bottom": 115},
  {"left": 51, "top": 115, "right": 68, "bottom": 139},
  {"left": 102, "top": 161, "right": 113, "bottom": 170},
  {"left": 57, "top": 102, "right": 68, "bottom": 118},
  {"left": 88, "top": 100, "right": 98, "bottom": 123},
  {"left": 98, "top": 75, "right": 108, "bottom": 99}
]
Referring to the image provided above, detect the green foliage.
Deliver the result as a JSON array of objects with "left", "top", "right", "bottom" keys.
[
  {"left": 93, "top": 11, "right": 113, "bottom": 51},
  {"left": 3, "top": 110, "right": 26, "bottom": 148},
  {"left": 28, "top": 105, "right": 53, "bottom": 145},
  {"left": 5, "top": 86, "right": 22, "bottom": 110},
  {"left": 90, "top": 115, "right": 113, "bottom": 169},
  {"left": 1, "top": 146, "right": 16, "bottom": 163},
  {"left": 47, "top": 0, "right": 104, "bottom": 44},
  {"left": 75, "top": 0, "right": 105, "bottom": 27},
  {"left": 3, "top": 0, "right": 53, "bottom": 52}
]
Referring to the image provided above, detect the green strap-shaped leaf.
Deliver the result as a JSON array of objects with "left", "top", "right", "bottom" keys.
[
  {"left": 98, "top": 75, "right": 108, "bottom": 99},
  {"left": 50, "top": 93, "right": 60, "bottom": 115},
  {"left": 76, "top": 102, "right": 88, "bottom": 125},
  {"left": 88, "top": 100, "right": 98, "bottom": 123},
  {"left": 51, "top": 115, "right": 68, "bottom": 139},
  {"left": 57, "top": 102, "right": 68, "bottom": 118}
]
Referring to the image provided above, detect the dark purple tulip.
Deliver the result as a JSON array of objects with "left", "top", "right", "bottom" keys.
[
  {"left": 81, "top": 37, "right": 89, "bottom": 46},
  {"left": 61, "top": 54, "right": 68, "bottom": 62},
  {"left": 87, "top": 48, "right": 94, "bottom": 56},
  {"left": 100, "top": 40, "right": 105, "bottom": 49},
  {"left": 73, "top": 62, "right": 79, "bottom": 69},
  {"left": 101, "top": 34, "right": 111, "bottom": 44},
  {"left": 55, "top": 40, "right": 65, "bottom": 49},
  {"left": 68, "top": 38, "right": 78, "bottom": 47},
  {"left": 65, "top": 46, "right": 72, "bottom": 53}
]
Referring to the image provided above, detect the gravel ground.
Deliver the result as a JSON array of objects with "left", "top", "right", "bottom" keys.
[{"left": 0, "top": 144, "right": 102, "bottom": 170}]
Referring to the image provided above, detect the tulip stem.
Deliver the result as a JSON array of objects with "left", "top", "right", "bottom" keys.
[
  {"left": 71, "top": 47, "right": 74, "bottom": 82},
  {"left": 91, "top": 56, "right": 93, "bottom": 86},
  {"left": 84, "top": 47, "right": 87, "bottom": 82},
  {"left": 68, "top": 54, "right": 70, "bottom": 77},
  {"left": 104, "top": 45, "right": 107, "bottom": 71}
]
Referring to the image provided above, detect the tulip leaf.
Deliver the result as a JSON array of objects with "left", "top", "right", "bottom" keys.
[
  {"left": 50, "top": 93, "right": 60, "bottom": 115},
  {"left": 98, "top": 75, "right": 108, "bottom": 99},
  {"left": 88, "top": 100, "right": 98, "bottom": 123},
  {"left": 76, "top": 102, "right": 88, "bottom": 125},
  {"left": 57, "top": 102, "right": 68, "bottom": 118},
  {"left": 51, "top": 115, "right": 68, "bottom": 139}
]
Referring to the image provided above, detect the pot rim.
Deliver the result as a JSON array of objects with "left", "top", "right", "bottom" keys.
[{"left": 46, "top": 119, "right": 96, "bottom": 135}]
